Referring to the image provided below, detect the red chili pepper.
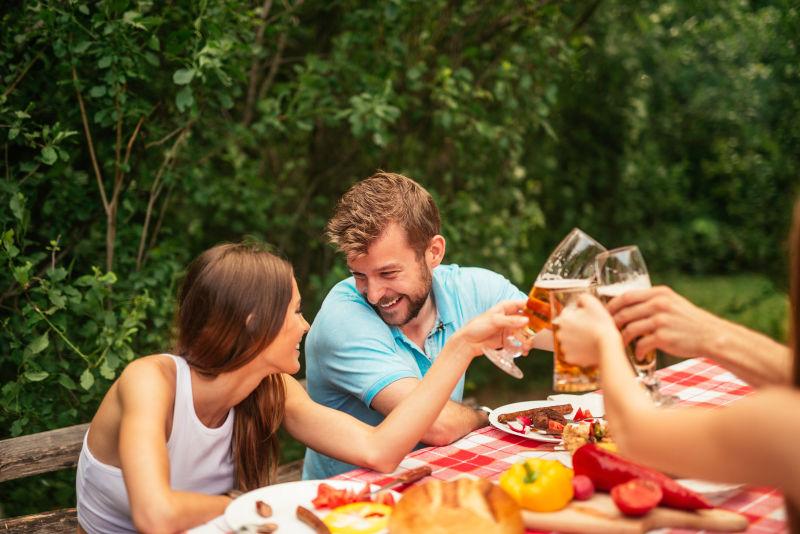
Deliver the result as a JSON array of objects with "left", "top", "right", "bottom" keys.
[{"left": 572, "top": 444, "right": 712, "bottom": 510}]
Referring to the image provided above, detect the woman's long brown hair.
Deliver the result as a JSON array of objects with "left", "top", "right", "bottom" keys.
[
  {"left": 175, "top": 242, "right": 292, "bottom": 491},
  {"left": 790, "top": 199, "right": 800, "bottom": 533}
]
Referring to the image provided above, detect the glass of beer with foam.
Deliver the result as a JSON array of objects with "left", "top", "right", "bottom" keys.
[
  {"left": 550, "top": 284, "right": 601, "bottom": 391},
  {"left": 595, "top": 245, "right": 676, "bottom": 405},
  {"left": 482, "top": 228, "right": 606, "bottom": 379}
]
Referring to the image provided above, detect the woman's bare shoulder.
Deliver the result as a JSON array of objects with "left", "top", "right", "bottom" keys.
[{"left": 117, "top": 354, "right": 177, "bottom": 395}]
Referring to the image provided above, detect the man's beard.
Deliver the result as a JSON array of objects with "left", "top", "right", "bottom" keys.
[{"left": 369, "top": 264, "right": 432, "bottom": 327}]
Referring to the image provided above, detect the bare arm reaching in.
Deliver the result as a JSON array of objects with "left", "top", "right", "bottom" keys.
[{"left": 554, "top": 295, "right": 800, "bottom": 507}]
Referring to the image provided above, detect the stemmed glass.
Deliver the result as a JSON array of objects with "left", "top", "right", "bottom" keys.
[
  {"left": 482, "top": 228, "right": 606, "bottom": 379},
  {"left": 595, "top": 246, "right": 676, "bottom": 405}
]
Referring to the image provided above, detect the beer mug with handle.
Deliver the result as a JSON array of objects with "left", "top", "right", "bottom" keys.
[
  {"left": 595, "top": 245, "right": 676, "bottom": 405},
  {"left": 482, "top": 228, "right": 606, "bottom": 379}
]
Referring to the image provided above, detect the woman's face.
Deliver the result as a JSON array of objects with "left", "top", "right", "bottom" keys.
[{"left": 262, "top": 277, "right": 310, "bottom": 374}]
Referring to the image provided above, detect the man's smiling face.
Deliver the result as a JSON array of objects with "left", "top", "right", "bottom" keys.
[{"left": 348, "top": 223, "right": 433, "bottom": 327}]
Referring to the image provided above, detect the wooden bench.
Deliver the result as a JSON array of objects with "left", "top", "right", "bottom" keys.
[
  {"left": 0, "top": 423, "right": 304, "bottom": 532},
  {"left": 0, "top": 394, "right": 478, "bottom": 531}
]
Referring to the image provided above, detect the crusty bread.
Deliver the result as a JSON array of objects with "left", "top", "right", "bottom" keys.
[{"left": 388, "top": 478, "right": 524, "bottom": 534}]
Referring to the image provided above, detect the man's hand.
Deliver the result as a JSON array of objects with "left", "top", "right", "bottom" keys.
[{"left": 606, "top": 285, "right": 725, "bottom": 361}]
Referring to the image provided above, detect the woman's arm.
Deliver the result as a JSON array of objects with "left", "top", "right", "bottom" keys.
[
  {"left": 557, "top": 296, "right": 800, "bottom": 505},
  {"left": 116, "top": 358, "right": 230, "bottom": 533},
  {"left": 284, "top": 300, "right": 530, "bottom": 473}
]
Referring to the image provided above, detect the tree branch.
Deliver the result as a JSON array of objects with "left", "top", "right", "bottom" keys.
[
  {"left": 569, "top": 0, "right": 603, "bottom": 36},
  {"left": 243, "top": 0, "right": 275, "bottom": 126},
  {"left": 144, "top": 125, "right": 183, "bottom": 149},
  {"left": 256, "top": 31, "right": 288, "bottom": 103},
  {"left": 72, "top": 66, "right": 109, "bottom": 215},
  {"left": 123, "top": 115, "right": 146, "bottom": 169},
  {"left": 136, "top": 124, "right": 192, "bottom": 271},
  {"left": 2, "top": 51, "right": 43, "bottom": 99}
]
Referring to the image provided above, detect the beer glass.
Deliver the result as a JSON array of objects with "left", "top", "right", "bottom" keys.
[
  {"left": 595, "top": 246, "right": 675, "bottom": 405},
  {"left": 482, "top": 228, "right": 606, "bottom": 379},
  {"left": 550, "top": 285, "right": 601, "bottom": 392}
]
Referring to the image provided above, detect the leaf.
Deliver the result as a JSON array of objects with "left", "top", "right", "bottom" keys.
[
  {"left": 10, "top": 419, "right": 25, "bottom": 437},
  {"left": 173, "top": 68, "right": 195, "bottom": 85},
  {"left": 26, "top": 332, "right": 50, "bottom": 355},
  {"left": 73, "top": 41, "right": 91, "bottom": 54},
  {"left": 98, "top": 55, "right": 113, "bottom": 69},
  {"left": 9, "top": 192, "right": 25, "bottom": 221},
  {"left": 9, "top": 127, "right": 19, "bottom": 140},
  {"left": 145, "top": 52, "right": 160, "bottom": 67},
  {"left": 48, "top": 290, "right": 66, "bottom": 309},
  {"left": 99, "top": 361, "right": 115, "bottom": 380},
  {"left": 40, "top": 146, "right": 58, "bottom": 165},
  {"left": 58, "top": 373, "right": 77, "bottom": 390},
  {"left": 12, "top": 263, "right": 31, "bottom": 285},
  {"left": 78, "top": 4, "right": 90, "bottom": 15},
  {"left": 80, "top": 369, "right": 95, "bottom": 390},
  {"left": 48, "top": 267, "right": 68, "bottom": 282},
  {"left": 24, "top": 370, "right": 50, "bottom": 382},
  {"left": 175, "top": 86, "right": 194, "bottom": 112},
  {"left": 89, "top": 85, "right": 107, "bottom": 98}
]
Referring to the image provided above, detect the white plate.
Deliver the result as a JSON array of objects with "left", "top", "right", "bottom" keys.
[
  {"left": 489, "top": 400, "right": 570, "bottom": 443},
  {"left": 677, "top": 478, "right": 745, "bottom": 497},
  {"left": 224, "top": 479, "right": 401, "bottom": 531}
]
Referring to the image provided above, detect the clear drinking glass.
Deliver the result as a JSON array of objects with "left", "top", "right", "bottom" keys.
[
  {"left": 482, "top": 228, "right": 606, "bottom": 379},
  {"left": 550, "top": 285, "right": 601, "bottom": 392},
  {"left": 595, "top": 245, "right": 676, "bottom": 405}
]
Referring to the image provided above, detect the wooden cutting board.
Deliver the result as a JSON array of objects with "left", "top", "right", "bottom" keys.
[{"left": 522, "top": 492, "right": 748, "bottom": 533}]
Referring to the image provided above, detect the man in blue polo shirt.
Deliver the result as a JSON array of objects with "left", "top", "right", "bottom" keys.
[{"left": 302, "top": 172, "right": 551, "bottom": 479}]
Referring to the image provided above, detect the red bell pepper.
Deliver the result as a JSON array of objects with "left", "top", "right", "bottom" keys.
[{"left": 572, "top": 444, "right": 712, "bottom": 510}]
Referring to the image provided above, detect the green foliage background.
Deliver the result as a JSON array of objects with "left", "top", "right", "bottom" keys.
[{"left": 1, "top": 0, "right": 797, "bottom": 517}]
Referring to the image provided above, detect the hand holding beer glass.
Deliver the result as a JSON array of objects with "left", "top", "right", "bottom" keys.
[
  {"left": 549, "top": 284, "right": 601, "bottom": 391},
  {"left": 482, "top": 228, "right": 606, "bottom": 380},
  {"left": 595, "top": 246, "right": 676, "bottom": 405}
]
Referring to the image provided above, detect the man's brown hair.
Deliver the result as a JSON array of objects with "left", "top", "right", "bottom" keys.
[{"left": 327, "top": 172, "right": 441, "bottom": 257}]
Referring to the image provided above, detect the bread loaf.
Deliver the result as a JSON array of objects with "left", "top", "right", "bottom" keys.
[{"left": 388, "top": 478, "right": 524, "bottom": 534}]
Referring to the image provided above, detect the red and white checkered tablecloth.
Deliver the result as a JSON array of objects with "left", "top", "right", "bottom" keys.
[{"left": 333, "top": 358, "right": 787, "bottom": 533}]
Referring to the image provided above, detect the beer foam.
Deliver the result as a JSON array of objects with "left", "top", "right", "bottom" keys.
[
  {"left": 597, "top": 275, "right": 652, "bottom": 297},
  {"left": 534, "top": 278, "right": 593, "bottom": 289}
]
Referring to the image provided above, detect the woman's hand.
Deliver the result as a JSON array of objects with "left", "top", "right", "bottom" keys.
[
  {"left": 452, "top": 299, "right": 532, "bottom": 357},
  {"left": 553, "top": 294, "right": 621, "bottom": 367},
  {"left": 606, "top": 285, "right": 726, "bottom": 361}
]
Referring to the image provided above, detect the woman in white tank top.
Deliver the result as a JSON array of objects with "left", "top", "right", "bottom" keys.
[{"left": 76, "top": 242, "right": 533, "bottom": 533}]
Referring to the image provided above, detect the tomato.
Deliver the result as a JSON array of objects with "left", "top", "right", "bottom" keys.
[
  {"left": 547, "top": 419, "right": 564, "bottom": 434},
  {"left": 373, "top": 491, "right": 396, "bottom": 507},
  {"left": 611, "top": 479, "right": 663, "bottom": 517},
  {"left": 574, "top": 408, "right": 585, "bottom": 421},
  {"left": 312, "top": 483, "right": 396, "bottom": 510}
]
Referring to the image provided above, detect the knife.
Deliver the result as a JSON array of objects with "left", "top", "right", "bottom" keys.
[{"left": 370, "top": 465, "right": 432, "bottom": 494}]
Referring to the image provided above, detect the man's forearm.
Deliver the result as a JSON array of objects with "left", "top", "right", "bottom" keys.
[
  {"left": 707, "top": 320, "right": 791, "bottom": 387},
  {"left": 420, "top": 401, "right": 488, "bottom": 446}
]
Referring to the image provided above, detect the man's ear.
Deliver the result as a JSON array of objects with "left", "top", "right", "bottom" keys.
[{"left": 426, "top": 235, "right": 446, "bottom": 268}]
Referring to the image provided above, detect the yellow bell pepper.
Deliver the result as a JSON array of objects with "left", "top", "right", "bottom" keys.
[{"left": 499, "top": 458, "right": 574, "bottom": 512}]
